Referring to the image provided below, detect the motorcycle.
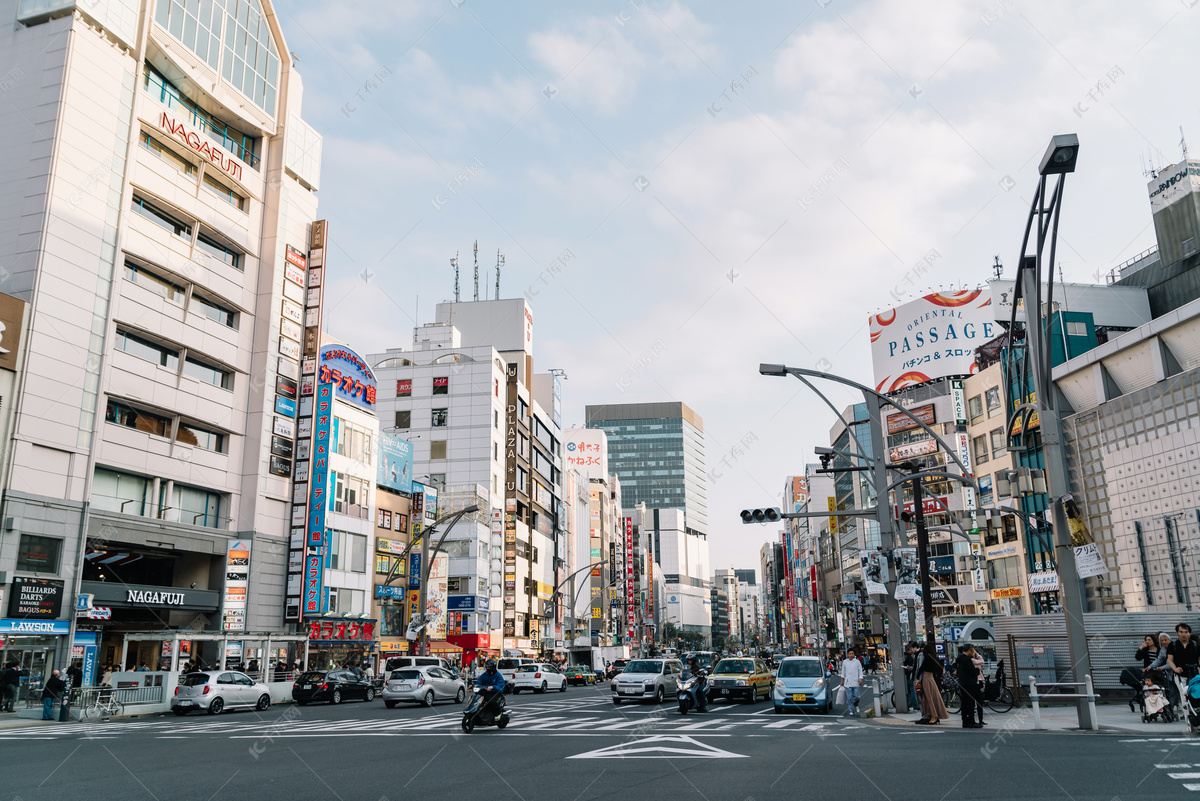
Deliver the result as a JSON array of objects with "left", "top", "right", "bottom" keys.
[
  {"left": 461, "top": 686, "right": 510, "bottom": 733},
  {"left": 677, "top": 670, "right": 709, "bottom": 716}
]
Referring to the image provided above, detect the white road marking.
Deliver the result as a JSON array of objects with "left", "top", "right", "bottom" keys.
[{"left": 567, "top": 735, "right": 746, "bottom": 760}]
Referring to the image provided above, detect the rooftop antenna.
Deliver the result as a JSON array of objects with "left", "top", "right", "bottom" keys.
[
  {"left": 496, "top": 250, "right": 504, "bottom": 300},
  {"left": 451, "top": 252, "right": 460, "bottom": 302},
  {"left": 992, "top": 255, "right": 1003, "bottom": 280},
  {"left": 1182, "top": 126, "right": 1189, "bottom": 161},
  {"left": 473, "top": 240, "right": 479, "bottom": 302}
]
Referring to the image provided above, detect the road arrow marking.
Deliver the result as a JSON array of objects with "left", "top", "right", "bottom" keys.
[{"left": 566, "top": 735, "right": 747, "bottom": 760}]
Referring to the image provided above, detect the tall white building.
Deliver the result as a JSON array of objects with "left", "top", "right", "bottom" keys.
[
  {"left": 0, "top": 0, "right": 321, "bottom": 678},
  {"left": 652, "top": 508, "right": 710, "bottom": 640},
  {"left": 369, "top": 299, "right": 565, "bottom": 660}
]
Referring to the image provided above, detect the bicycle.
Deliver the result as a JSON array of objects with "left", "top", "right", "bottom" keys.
[{"left": 81, "top": 687, "right": 124, "bottom": 720}]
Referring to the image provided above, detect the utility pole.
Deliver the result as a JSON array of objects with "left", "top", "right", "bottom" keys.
[
  {"left": 908, "top": 468, "right": 936, "bottom": 647},
  {"left": 496, "top": 250, "right": 504, "bottom": 300},
  {"left": 473, "top": 240, "right": 479, "bottom": 301},
  {"left": 452, "top": 253, "right": 460, "bottom": 302}
]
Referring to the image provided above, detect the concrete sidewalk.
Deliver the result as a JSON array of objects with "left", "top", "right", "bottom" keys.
[{"left": 877, "top": 703, "right": 1198, "bottom": 734}]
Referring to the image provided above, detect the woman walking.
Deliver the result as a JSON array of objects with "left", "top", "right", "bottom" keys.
[{"left": 914, "top": 643, "right": 948, "bottom": 725}]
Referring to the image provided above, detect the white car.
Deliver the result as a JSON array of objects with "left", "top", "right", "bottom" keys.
[
  {"left": 510, "top": 663, "right": 568, "bottom": 694},
  {"left": 382, "top": 666, "right": 467, "bottom": 707},
  {"left": 611, "top": 659, "right": 683, "bottom": 705},
  {"left": 172, "top": 670, "right": 272, "bottom": 715}
]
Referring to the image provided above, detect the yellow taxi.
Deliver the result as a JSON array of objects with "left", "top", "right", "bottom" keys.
[{"left": 707, "top": 657, "right": 773, "bottom": 703}]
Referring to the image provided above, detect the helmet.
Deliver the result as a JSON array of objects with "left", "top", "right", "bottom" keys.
[{"left": 485, "top": 659, "right": 497, "bottom": 673}]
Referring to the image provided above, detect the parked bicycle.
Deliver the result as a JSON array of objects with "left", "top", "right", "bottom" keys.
[
  {"left": 943, "top": 660, "right": 1015, "bottom": 714},
  {"left": 79, "top": 687, "right": 125, "bottom": 720}
]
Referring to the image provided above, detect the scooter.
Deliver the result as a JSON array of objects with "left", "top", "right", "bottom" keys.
[
  {"left": 677, "top": 670, "right": 709, "bottom": 716},
  {"left": 461, "top": 686, "right": 510, "bottom": 733}
]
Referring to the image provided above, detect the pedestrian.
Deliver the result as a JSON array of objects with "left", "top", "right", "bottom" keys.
[
  {"left": 364, "top": 662, "right": 374, "bottom": 682},
  {"left": 971, "top": 646, "right": 986, "bottom": 726},
  {"left": 42, "top": 669, "right": 65, "bottom": 720},
  {"left": 2, "top": 662, "right": 19, "bottom": 712},
  {"left": 1136, "top": 634, "right": 1161, "bottom": 668},
  {"left": 66, "top": 661, "right": 82, "bottom": 691},
  {"left": 955, "top": 644, "right": 983, "bottom": 729},
  {"left": 914, "top": 643, "right": 948, "bottom": 725},
  {"left": 1167, "top": 622, "right": 1200, "bottom": 709},
  {"left": 902, "top": 642, "right": 919, "bottom": 711},
  {"left": 840, "top": 647, "right": 864, "bottom": 717}
]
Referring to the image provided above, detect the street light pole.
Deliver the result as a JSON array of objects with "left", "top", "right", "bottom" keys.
[
  {"left": 415, "top": 505, "right": 479, "bottom": 657},
  {"left": 907, "top": 467, "right": 936, "bottom": 648}
]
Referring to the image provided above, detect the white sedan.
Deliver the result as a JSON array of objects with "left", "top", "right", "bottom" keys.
[{"left": 510, "top": 663, "right": 568, "bottom": 694}]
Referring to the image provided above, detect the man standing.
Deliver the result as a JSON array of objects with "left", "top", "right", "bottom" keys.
[
  {"left": 955, "top": 644, "right": 983, "bottom": 728},
  {"left": 1167, "top": 622, "right": 1200, "bottom": 710},
  {"left": 902, "top": 642, "right": 918, "bottom": 711},
  {"left": 840, "top": 647, "right": 864, "bottom": 717},
  {"left": 2, "top": 662, "right": 19, "bottom": 712},
  {"left": 41, "top": 669, "right": 65, "bottom": 721}
]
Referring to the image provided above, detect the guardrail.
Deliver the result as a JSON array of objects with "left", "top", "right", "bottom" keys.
[{"left": 1028, "top": 676, "right": 1098, "bottom": 730}]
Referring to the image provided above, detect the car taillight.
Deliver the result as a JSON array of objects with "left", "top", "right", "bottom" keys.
[
  {"left": 418, "top": 676, "right": 425, "bottom": 686},
  {"left": 320, "top": 683, "right": 328, "bottom": 689},
  {"left": 535, "top": 673, "right": 541, "bottom": 678},
  {"left": 174, "top": 688, "right": 179, "bottom": 695},
  {"left": 202, "top": 686, "right": 210, "bottom": 695}
]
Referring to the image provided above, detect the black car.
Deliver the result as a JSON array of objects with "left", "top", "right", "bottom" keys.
[{"left": 292, "top": 670, "right": 376, "bottom": 705}]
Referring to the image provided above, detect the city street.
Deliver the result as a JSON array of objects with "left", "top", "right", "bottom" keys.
[{"left": 2, "top": 686, "right": 1195, "bottom": 801}]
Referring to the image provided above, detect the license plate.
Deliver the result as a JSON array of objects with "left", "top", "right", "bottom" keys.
[
  {"left": 621, "top": 689, "right": 638, "bottom": 695},
  {"left": 303, "top": 684, "right": 312, "bottom": 689},
  {"left": 722, "top": 689, "right": 729, "bottom": 695},
  {"left": 177, "top": 701, "right": 194, "bottom": 706},
  {"left": 793, "top": 694, "right": 806, "bottom": 702}
]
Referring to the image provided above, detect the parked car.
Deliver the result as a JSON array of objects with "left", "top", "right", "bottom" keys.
[
  {"left": 708, "top": 658, "right": 774, "bottom": 703},
  {"left": 385, "top": 656, "right": 452, "bottom": 672},
  {"left": 611, "top": 659, "right": 683, "bottom": 705},
  {"left": 511, "top": 663, "right": 568, "bottom": 693},
  {"left": 563, "top": 665, "right": 597, "bottom": 686},
  {"left": 773, "top": 656, "right": 838, "bottom": 714},
  {"left": 292, "top": 669, "right": 376, "bottom": 706},
  {"left": 172, "top": 670, "right": 271, "bottom": 716},
  {"left": 383, "top": 666, "right": 466, "bottom": 707}
]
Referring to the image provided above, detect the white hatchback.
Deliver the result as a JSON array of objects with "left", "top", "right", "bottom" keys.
[
  {"left": 510, "top": 663, "right": 568, "bottom": 694},
  {"left": 172, "top": 671, "right": 272, "bottom": 715}
]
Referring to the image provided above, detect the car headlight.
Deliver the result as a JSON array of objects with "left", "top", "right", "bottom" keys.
[
  {"left": 736, "top": 679, "right": 748, "bottom": 686},
  {"left": 775, "top": 679, "right": 785, "bottom": 692},
  {"left": 813, "top": 678, "right": 824, "bottom": 689}
]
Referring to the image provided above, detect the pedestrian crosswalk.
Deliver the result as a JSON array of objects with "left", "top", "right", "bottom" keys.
[
  {"left": 0, "top": 708, "right": 855, "bottom": 741},
  {"left": 1151, "top": 762, "right": 1200, "bottom": 792}
]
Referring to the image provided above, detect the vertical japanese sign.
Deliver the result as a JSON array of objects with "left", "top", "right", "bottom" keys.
[
  {"left": 304, "top": 382, "right": 333, "bottom": 616},
  {"left": 624, "top": 516, "right": 635, "bottom": 641},
  {"left": 285, "top": 220, "right": 328, "bottom": 622},
  {"left": 222, "top": 539, "right": 251, "bottom": 632}
]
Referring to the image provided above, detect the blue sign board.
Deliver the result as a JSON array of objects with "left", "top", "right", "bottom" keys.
[
  {"left": 74, "top": 631, "right": 98, "bottom": 686},
  {"left": 319, "top": 344, "right": 377, "bottom": 413},
  {"left": 375, "top": 584, "right": 406, "bottom": 600},
  {"left": 0, "top": 618, "right": 69, "bottom": 634},
  {"left": 408, "top": 553, "right": 422, "bottom": 589},
  {"left": 305, "top": 381, "right": 333, "bottom": 616},
  {"left": 448, "top": 595, "right": 476, "bottom": 611},
  {"left": 928, "top": 555, "right": 956, "bottom": 575},
  {"left": 377, "top": 433, "right": 413, "bottom": 495},
  {"left": 275, "top": 396, "right": 296, "bottom": 417}
]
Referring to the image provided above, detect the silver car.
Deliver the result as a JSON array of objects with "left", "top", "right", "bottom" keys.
[
  {"left": 611, "top": 659, "right": 682, "bottom": 705},
  {"left": 172, "top": 670, "right": 272, "bottom": 716},
  {"left": 382, "top": 666, "right": 466, "bottom": 707}
]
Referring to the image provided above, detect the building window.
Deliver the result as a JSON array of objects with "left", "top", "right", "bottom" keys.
[
  {"left": 138, "top": 131, "right": 196, "bottom": 176},
  {"left": 105, "top": 400, "right": 169, "bottom": 437},
  {"left": 978, "top": 474, "right": 993, "bottom": 505},
  {"left": 494, "top": 442, "right": 498, "bottom": 461},
  {"left": 433, "top": 376, "right": 448, "bottom": 395},
  {"left": 972, "top": 435, "right": 989, "bottom": 465},
  {"left": 176, "top": 421, "right": 226, "bottom": 453},
  {"left": 131, "top": 194, "right": 191, "bottom": 240},
  {"left": 92, "top": 468, "right": 153, "bottom": 516},
  {"left": 115, "top": 329, "right": 179, "bottom": 370},
  {"left": 1002, "top": 516, "right": 1018, "bottom": 543},
  {"left": 154, "top": 0, "right": 223, "bottom": 69},
  {"left": 330, "top": 530, "right": 368, "bottom": 573},
  {"left": 16, "top": 534, "right": 62, "bottom": 573},
  {"left": 494, "top": 410, "right": 499, "bottom": 429},
  {"left": 431, "top": 440, "right": 447, "bottom": 460},
  {"left": 142, "top": 64, "right": 260, "bottom": 167},
  {"left": 985, "top": 386, "right": 1002, "bottom": 415},
  {"left": 196, "top": 230, "right": 242, "bottom": 270},
  {"left": 1065, "top": 320, "right": 1087, "bottom": 337},
  {"left": 334, "top": 419, "right": 373, "bottom": 465},
  {"left": 169, "top": 483, "right": 223, "bottom": 527},
  {"left": 220, "top": 0, "right": 280, "bottom": 114},
  {"left": 989, "top": 428, "right": 1006, "bottom": 457},
  {"left": 202, "top": 173, "right": 246, "bottom": 210},
  {"left": 124, "top": 261, "right": 185, "bottom": 304},
  {"left": 987, "top": 556, "right": 1021, "bottom": 588},
  {"left": 332, "top": 473, "right": 370, "bottom": 516},
  {"left": 192, "top": 293, "right": 237, "bottom": 328},
  {"left": 968, "top": 395, "right": 984, "bottom": 421},
  {"left": 183, "top": 356, "right": 232, "bottom": 390},
  {"left": 394, "top": 410, "right": 411, "bottom": 429},
  {"left": 431, "top": 408, "right": 448, "bottom": 427},
  {"left": 429, "top": 473, "right": 446, "bottom": 489},
  {"left": 336, "top": 588, "right": 365, "bottom": 615},
  {"left": 396, "top": 379, "right": 411, "bottom": 397}
]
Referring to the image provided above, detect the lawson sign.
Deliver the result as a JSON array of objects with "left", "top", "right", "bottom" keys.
[{"left": 0, "top": 618, "right": 70, "bottom": 634}]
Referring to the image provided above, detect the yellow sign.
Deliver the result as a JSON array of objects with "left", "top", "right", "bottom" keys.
[
  {"left": 991, "top": 587, "right": 1022, "bottom": 599},
  {"left": 828, "top": 497, "right": 838, "bottom": 534}
]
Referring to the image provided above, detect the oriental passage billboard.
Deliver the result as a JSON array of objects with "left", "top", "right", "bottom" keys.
[{"left": 869, "top": 289, "right": 995, "bottom": 393}]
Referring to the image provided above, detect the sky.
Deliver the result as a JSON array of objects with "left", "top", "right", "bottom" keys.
[{"left": 280, "top": 0, "right": 1199, "bottom": 575}]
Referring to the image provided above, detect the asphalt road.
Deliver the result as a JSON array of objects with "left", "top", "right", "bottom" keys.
[{"left": 3, "top": 683, "right": 1195, "bottom": 800}]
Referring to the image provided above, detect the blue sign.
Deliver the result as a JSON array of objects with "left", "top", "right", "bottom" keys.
[
  {"left": 319, "top": 344, "right": 377, "bottom": 412},
  {"left": 74, "top": 631, "right": 98, "bottom": 686},
  {"left": 375, "top": 584, "right": 405, "bottom": 600},
  {"left": 377, "top": 433, "right": 413, "bottom": 494},
  {"left": 305, "top": 382, "right": 333, "bottom": 616},
  {"left": 448, "top": 595, "right": 476, "bottom": 611},
  {"left": 275, "top": 396, "right": 296, "bottom": 417},
  {"left": 928, "top": 555, "right": 956, "bottom": 575},
  {"left": 0, "top": 618, "right": 69, "bottom": 634},
  {"left": 408, "top": 553, "right": 422, "bottom": 589}
]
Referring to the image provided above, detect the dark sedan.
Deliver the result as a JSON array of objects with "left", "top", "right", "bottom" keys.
[{"left": 292, "top": 669, "right": 376, "bottom": 705}]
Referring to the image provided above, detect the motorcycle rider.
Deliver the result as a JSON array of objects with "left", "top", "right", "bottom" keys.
[
  {"left": 475, "top": 659, "right": 506, "bottom": 720},
  {"left": 682, "top": 657, "right": 709, "bottom": 713}
]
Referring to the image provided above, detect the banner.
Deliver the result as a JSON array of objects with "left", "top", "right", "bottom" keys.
[
  {"left": 859, "top": 550, "right": 888, "bottom": 595},
  {"left": 892, "top": 547, "right": 919, "bottom": 600}
]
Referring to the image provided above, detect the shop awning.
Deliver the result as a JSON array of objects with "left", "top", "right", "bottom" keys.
[{"left": 428, "top": 641, "right": 462, "bottom": 655}]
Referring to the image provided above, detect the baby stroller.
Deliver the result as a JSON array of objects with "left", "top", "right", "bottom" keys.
[
  {"left": 1120, "top": 666, "right": 1146, "bottom": 714},
  {"left": 1184, "top": 674, "right": 1200, "bottom": 734},
  {"left": 1142, "top": 680, "right": 1176, "bottom": 723}
]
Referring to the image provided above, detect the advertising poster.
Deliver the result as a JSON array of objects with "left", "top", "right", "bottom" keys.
[
  {"left": 222, "top": 539, "right": 251, "bottom": 632},
  {"left": 1063, "top": 494, "right": 1108, "bottom": 579},
  {"left": 892, "top": 548, "right": 920, "bottom": 601},
  {"left": 377, "top": 433, "right": 413, "bottom": 494},
  {"left": 868, "top": 290, "right": 995, "bottom": 393},
  {"left": 425, "top": 552, "right": 449, "bottom": 641},
  {"left": 859, "top": 550, "right": 888, "bottom": 595}
]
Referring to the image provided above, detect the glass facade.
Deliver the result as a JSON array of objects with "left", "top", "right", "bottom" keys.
[{"left": 587, "top": 411, "right": 708, "bottom": 534}]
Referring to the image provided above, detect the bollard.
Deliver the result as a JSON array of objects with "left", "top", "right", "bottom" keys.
[
  {"left": 1085, "top": 675, "right": 1098, "bottom": 731},
  {"left": 1030, "top": 676, "right": 1041, "bottom": 730},
  {"left": 873, "top": 677, "right": 882, "bottom": 718}
]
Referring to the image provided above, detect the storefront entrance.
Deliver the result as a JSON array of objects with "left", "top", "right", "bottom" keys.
[{"left": 0, "top": 637, "right": 57, "bottom": 706}]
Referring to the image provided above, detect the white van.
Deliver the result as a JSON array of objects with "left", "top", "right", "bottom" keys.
[
  {"left": 385, "top": 656, "right": 453, "bottom": 674},
  {"left": 496, "top": 657, "right": 538, "bottom": 693}
]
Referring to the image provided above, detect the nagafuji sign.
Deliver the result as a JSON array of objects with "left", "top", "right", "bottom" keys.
[
  {"left": 126, "top": 589, "right": 185, "bottom": 606},
  {"left": 158, "top": 112, "right": 244, "bottom": 182}
]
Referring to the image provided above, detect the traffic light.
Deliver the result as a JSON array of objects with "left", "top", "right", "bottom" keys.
[{"left": 740, "top": 508, "right": 782, "bottom": 524}]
